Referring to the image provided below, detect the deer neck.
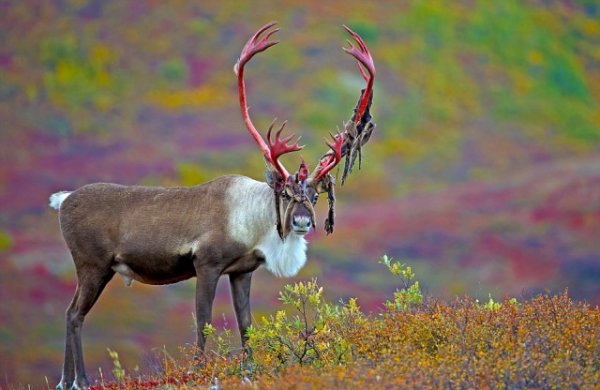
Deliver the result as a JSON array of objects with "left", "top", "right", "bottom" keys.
[{"left": 225, "top": 176, "right": 307, "bottom": 277}]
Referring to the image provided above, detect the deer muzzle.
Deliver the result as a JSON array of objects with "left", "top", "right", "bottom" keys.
[
  {"left": 289, "top": 199, "right": 316, "bottom": 236},
  {"left": 292, "top": 214, "right": 312, "bottom": 235}
]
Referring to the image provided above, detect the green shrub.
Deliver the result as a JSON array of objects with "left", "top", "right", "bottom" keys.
[{"left": 246, "top": 279, "right": 368, "bottom": 374}]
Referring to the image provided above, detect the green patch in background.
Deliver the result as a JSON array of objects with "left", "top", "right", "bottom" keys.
[{"left": 0, "top": 231, "right": 12, "bottom": 251}]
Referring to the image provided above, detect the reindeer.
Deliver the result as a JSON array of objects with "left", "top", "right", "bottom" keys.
[{"left": 49, "top": 22, "right": 375, "bottom": 390}]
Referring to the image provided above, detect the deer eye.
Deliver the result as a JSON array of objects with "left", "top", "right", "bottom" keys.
[
  {"left": 280, "top": 190, "right": 292, "bottom": 200},
  {"left": 311, "top": 193, "right": 319, "bottom": 204}
]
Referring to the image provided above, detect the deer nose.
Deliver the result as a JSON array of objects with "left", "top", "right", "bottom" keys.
[{"left": 292, "top": 215, "right": 312, "bottom": 234}]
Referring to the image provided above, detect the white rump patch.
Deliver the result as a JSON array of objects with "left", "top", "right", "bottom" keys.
[
  {"left": 49, "top": 191, "right": 72, "bottom": 210},
  {"left": 226, "top": 176, "right": 308, "bottom": 278}
]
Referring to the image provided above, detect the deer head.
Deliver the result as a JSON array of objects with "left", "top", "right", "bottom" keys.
[{"left": 234, "top": 22, "right": 376, "bottom": 239}]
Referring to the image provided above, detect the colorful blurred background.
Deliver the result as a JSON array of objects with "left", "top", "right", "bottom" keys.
[{"left": 1, "top": 0, "right": 599, "bottom": 387}]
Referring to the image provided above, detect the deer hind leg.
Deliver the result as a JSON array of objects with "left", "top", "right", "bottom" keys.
[
  {"left": 58, "top": 265, "right": 114, "bottom": 390},
  {"left": 57, "top": 287, "right": 79, "bottom": 390}
]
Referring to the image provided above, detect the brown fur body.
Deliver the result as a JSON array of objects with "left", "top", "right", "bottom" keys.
[{"left": 59, "top": 176, "right": 264, "bottom": 286}]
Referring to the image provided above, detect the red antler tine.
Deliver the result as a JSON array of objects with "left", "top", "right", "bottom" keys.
[
  {"left": 342, "top": 25, "right": 375, "bottom": 124},
  {"left": 314, "top": 132, "right": 345, "bottom": 181},
  {"left": 235, "top": 22, "right": 302, "bottom": 179},
  {"left": 266, "top": 121, "right": 303, "bottom": 177},
  {"left": 234, "top": 21, "right": 280, "bottom": 76}
]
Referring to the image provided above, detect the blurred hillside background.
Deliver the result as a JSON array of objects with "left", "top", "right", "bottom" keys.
[{"left": 1, "top": 0, "right": 599, "bottom": 387}]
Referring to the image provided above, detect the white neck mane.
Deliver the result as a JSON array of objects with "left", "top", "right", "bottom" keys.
[{"left": 225, "top": 176, "right": 307, "bottom": 277}]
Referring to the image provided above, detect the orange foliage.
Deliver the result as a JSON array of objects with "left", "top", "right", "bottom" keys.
[{"left": 96, "top": 288, "right": 599, "bottom": 389}]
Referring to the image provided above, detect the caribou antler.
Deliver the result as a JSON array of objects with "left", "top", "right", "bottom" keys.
[
  {"left": 343, "top": 25, "right": 375, "bottom": 126},
  {"left": 310, "top": 25, "right": 376, "bottom": 186},
  {"left": 235, "top": 22, "right": 375, "bottom": 185},
  {"left": 234, "top": 21, "right": 302, "bottom": 180},
  {"left": 310, "top": 131, "right": 346, "bottom": 182},
  {"left": 304, "top": 25, "right": 376, "bottom": 235}
]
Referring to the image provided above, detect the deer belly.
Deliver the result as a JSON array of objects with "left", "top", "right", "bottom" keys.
[{"left": 112, "top": 254, "right": 196, "bottom": 286}]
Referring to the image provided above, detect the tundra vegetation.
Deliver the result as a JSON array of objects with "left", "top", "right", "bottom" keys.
[
  {"left": 90, "top": 256, "right": 599, "bottom": 389},
  {"left": 1, "top": 1, "right": 599, "bottom": 387}
]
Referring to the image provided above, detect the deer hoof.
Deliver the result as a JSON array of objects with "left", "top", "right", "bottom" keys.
[
  {"left": 56, "top": 383, "right": 68, "bottom": 390},
  {"left": 71, "top": 380, "right": 90, "bottom": 390}
]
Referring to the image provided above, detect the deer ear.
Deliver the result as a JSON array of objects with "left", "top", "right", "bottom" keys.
[{"left": 265, "top": 169, "right": 285, "bottom": 190}]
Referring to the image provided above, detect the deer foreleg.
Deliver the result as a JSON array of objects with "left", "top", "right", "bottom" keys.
[
  {"left": 193, "top": 267, "right": 220, "bottom": 354},
  {"left": 229, "top": 271, "right": 253, "bottom": 348}
]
